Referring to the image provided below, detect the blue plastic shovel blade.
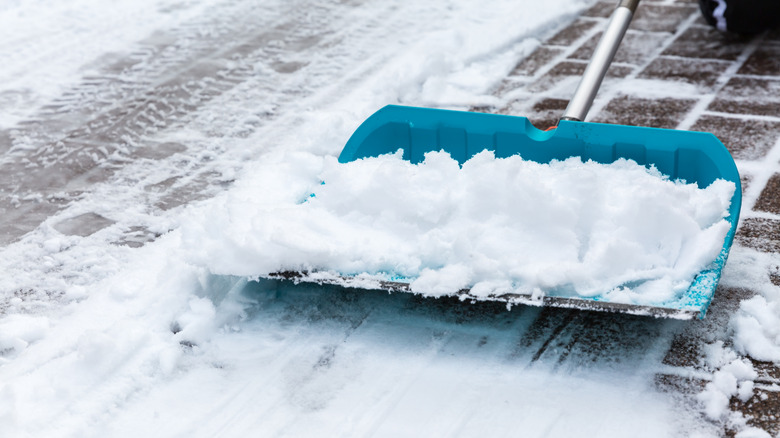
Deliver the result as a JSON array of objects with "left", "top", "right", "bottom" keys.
[{"left": 333, "top": 105, "right": 741, "bottom": 319}]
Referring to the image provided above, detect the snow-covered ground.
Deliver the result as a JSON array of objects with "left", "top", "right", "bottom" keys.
[{"left": 1, "top": 0, "right": 779, "bottom": 436}]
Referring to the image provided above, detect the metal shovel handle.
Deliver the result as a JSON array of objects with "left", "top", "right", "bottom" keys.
[{"left": 561, "top": 0, "right": 640, "bottom": 122}]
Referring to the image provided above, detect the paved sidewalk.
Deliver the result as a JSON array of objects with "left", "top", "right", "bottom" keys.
[{"left": 482, "top": 0, "right": 780, "bottom": 435}]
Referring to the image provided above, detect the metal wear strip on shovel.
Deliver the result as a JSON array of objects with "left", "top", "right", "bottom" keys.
[{"left": 275, "top": 0, "right": 742, "bottom": 319}]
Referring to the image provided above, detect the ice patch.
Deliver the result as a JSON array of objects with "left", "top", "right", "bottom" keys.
[{"left": 184, "top": 149, "right": 734, "bottom": 305}]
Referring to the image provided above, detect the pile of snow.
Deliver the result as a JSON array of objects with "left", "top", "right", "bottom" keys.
[
  {"left": 691, "top": 247, "right": 780, "bottom": 433},
  {"left": 696, "top": 347, "right": 757, "bottom": 421},
  {"left": 184, "top": 150, "right": 735, "bottom": 305},
  {"left": 732, "top": 294, "right": 780, "bottom": 362},
  {"left": 720, "top": 249, "right": 780, "bottom": 362}
]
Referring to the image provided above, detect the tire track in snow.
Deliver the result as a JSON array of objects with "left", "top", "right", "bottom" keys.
[
  {"left": 0, "top": 0, "right": 289, "bottom": 241},
  {"left": 0, "top": 0, "right": 404, "bottom": 245}
]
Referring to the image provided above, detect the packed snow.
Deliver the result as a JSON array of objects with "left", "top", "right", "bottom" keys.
[
  {"left": 184, "top": 150, "right": 734, "bottom": 305},
  {"left": 0, "top": 0, "right": 779, "bottom": 436}
]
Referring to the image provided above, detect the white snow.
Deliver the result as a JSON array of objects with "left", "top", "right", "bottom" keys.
[
  {"left": 0, "top": 315, "right": 49, "bottom": 364},
  {"left": 183, "top": 150, "right": 734, "bottom": 305},
  {"left": 0, "top": 0, "right": 221, "bottom": 128},
  {"left": 696, "top": 355, "right": 757, "bottom": 420},
  {"left": 732, "top": 294, "right": 780, "bottom": 362},
  {"left": 721, "top": 248, "right": 780, "bottom": 362},
  {"left": 735, "top": 428, "right": 773, "bottom": 438},
  {"left": 0, "top": 0, "right": 778, "bottom": 436},
  {"left": 694, "top": 247, "right": 780, "bottom": 428}
]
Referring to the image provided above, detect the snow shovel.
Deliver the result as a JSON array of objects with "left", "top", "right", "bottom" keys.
[{"left": 275, "top": 0, "right": 742, "bottom": 319}]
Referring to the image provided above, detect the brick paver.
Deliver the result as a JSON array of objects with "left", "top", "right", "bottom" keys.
[{"left": 479, "top": 0, "right": 780, "bottom": 434}]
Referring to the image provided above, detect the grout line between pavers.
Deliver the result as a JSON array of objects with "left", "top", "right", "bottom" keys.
[
  {"left": 657, "top": 54, "right": 733, "bottom": 64},
  {"left": 658, "top": 371, "right": 780, "bottom": 388},
  {"left": 741, "top": 210, "right": 780, "bottom": 223},
  {"left": 755, "top": 382, "right": 780, "bottom": 391},
  {"left": 656, "top": 364, "right": 714, "bottom": 381},
  {"left": 734, "top": 73, "right": 780, "bottom": 81},
  {"left": 573, "top": 16, "right": 602, "bottom": 23},
  {"left": 734, "top": 160, "right": 780, "bottom": 179},
  {"left": 704, "top": 111, "right": 780, "bottom": 124}
]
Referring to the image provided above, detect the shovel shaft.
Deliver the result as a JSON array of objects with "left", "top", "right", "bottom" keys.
[{"left": 561, "top": 0, "right": 639, "bottom": 122}]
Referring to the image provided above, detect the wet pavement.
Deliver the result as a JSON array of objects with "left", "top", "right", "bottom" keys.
[{"left": 485, "top": 0, "right": 780, "bottom": 434}]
